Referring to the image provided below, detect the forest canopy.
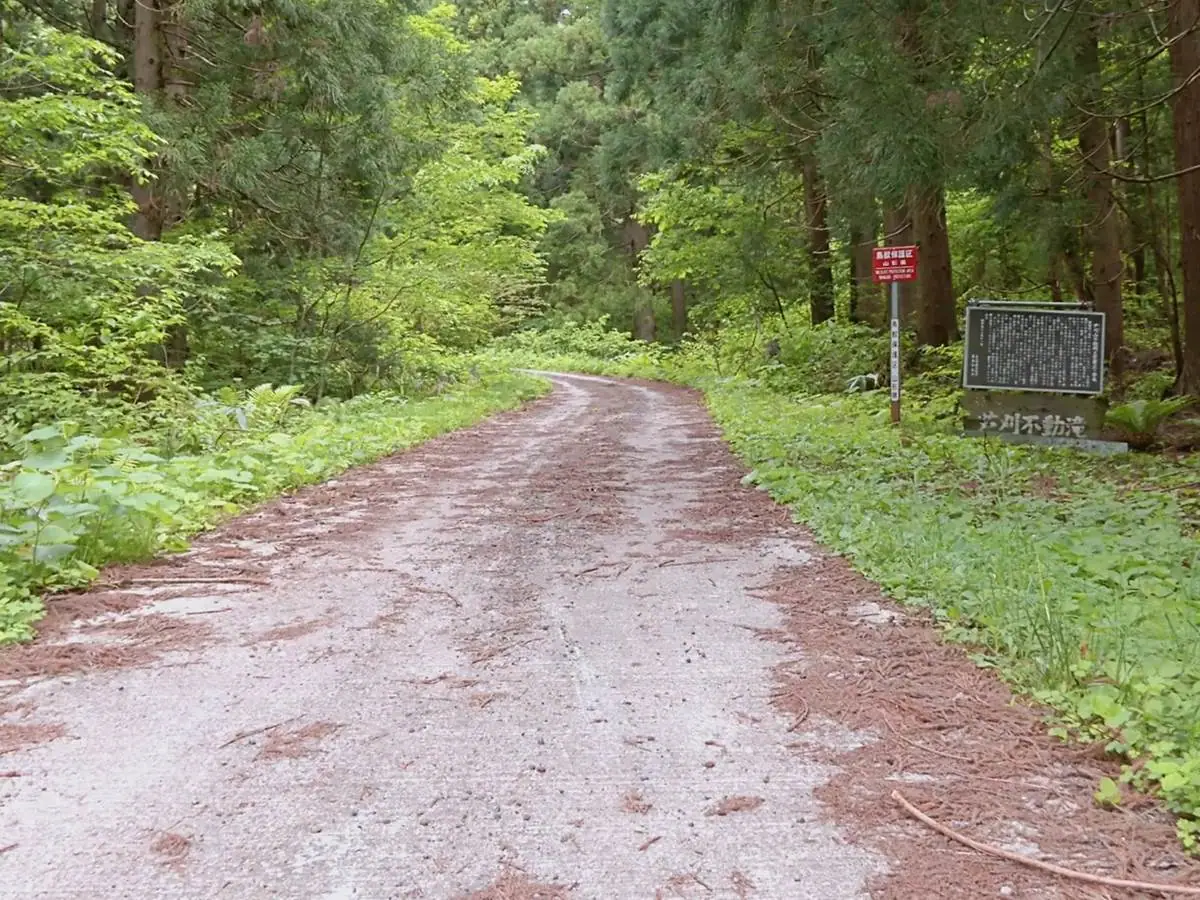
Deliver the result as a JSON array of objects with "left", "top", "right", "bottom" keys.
[{"left": 3, "top": 0, "right": 1199, "bottom": 414}]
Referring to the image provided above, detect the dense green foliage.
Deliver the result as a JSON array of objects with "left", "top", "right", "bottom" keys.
[
  {"left": 1, "top": 4, "right": 552, "bottom": 437},
  {"left": 0, "top": 25, "right": 239, "bottom": 429},
  {"left": 0, "top": 1, "right": 557, "bottom": 633}
]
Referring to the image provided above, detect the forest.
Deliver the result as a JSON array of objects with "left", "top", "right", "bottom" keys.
[{"left": 5, "top": 0, "right": 1200, "bottom": 852}]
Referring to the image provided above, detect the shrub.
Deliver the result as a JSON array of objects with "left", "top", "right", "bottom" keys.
[
  {"left": 758, "top": 322, "right": 888, "bottom": 395},
  {"left": 1106, "top": 397, "right": 1192, "bottom": 450}
]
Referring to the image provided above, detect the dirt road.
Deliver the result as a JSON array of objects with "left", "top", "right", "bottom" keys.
[
  {"left": 4, "top": 374, "right": 1200, "bottom": 899},
  {"left": 0, "top": 374, "right": 878, "bottom": 898}
]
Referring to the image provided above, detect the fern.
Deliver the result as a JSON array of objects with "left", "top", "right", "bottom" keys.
[{"left": 1105, "top": 397, "right": 1192, "bottom": 449}]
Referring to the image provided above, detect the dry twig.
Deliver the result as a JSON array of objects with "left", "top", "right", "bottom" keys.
[
  {"left": 103, "top": 577, "right": 270, "bottom": 588},
  {"left": 218, "top": 715, "right": 301, "bottom": 750},
  {"left": 893, "top": 790, "right": 1200, "bottom": 896},
  {"left": 883, "top": 716, "right": 973, "bottom": 763}
]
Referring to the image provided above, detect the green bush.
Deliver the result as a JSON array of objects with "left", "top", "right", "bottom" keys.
[
  {"left": 759, "top": 322, "right": 888, "bottom": 395},
  {"left": 493, "top": 318, "right": 650, "bottom": 361},
  {"left": 1127, "top": 368, "right": 1176, "bottom": 402}
]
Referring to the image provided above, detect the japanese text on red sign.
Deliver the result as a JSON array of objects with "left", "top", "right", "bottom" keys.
[{"left": 872, "top": 245, "right": 919, "bottom": 283}]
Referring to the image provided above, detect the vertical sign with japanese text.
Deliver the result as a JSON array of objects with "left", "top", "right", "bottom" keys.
[
  {"left": 872, "top": 246, "right": 919, "bottom": 424},
  {"left": 890, "top": 319, "right": 900, "bottom": 404}
]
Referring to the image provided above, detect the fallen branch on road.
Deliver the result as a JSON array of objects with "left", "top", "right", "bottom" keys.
[
  {"left": 892, "top": 790, "right": 1200, "bottom": 896},
  {"left": 787, "top": 698, "right": 809, "bottom": 732},
  {"left": 102, "top": 576, "right": 270, "bottom": 588},
  {"left": 407, "top": 585, "right": 461, "bottom": 606},
  {"left": 571, "top": 562, "right": 629, "bottom": 577},
  {"left": 218, "top": 716, "right": 302, "bottom": 750},
  {"left": 470, "top": 637, "right": 540, "bottom": 665}
]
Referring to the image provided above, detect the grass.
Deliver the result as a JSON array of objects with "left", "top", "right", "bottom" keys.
[
  {"left": 0, "top": 371, "right": 549, "bottom": 642},
  {"left": 708, "top": 382, "right": 1200, "bottom": 846}
]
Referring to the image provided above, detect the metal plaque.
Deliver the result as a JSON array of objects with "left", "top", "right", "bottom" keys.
[{"left": 963, "top": 305, "right": 1105, "bottom": 394}]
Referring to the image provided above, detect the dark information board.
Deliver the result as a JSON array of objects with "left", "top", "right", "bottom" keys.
[{"left": 963, "top": 305, "right": 1105, "bottom": 394}]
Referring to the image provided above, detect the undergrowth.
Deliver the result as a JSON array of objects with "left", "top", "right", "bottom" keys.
[
  {"left": 0, "top": 372, "right": 548, "bottom": 642},
  {"left": 488, "top": 322, "right": 1200, "bottom": 848}
]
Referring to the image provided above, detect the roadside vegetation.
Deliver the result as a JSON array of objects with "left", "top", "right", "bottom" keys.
[
  {"left": 0, "top": 9, "right": 552, "bottom": 636},
  {"left": 0, "top": 373, "right": 546, "bottom": 641}
]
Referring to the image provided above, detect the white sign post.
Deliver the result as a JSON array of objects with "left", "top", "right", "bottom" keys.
[{"left": 872, "top": 245, "right": 920, "bottom": 425}]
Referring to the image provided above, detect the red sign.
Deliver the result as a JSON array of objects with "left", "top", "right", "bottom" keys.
[{"left": 872, "top": 245, "right": 919, "bottom": 283}]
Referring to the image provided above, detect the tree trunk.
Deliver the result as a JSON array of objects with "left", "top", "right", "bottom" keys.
[
  {"left": 910, "top": 185, "right": 958, "bottom": 346},
  {"left": 1116, "top": 115, "right": 1149, "bottom": 298},
  {"left": 670, "top": 280, "right": 688, "bottom": 340},
  {"left": 131, "top": 0, "right": 165, "bottom": 239},
  {"left": 847, "top": 226, "right": 861, "bottom": 324},
  {"left": 849, "top": 224, "right": 882, "bottom": 326},
  {"left": 633, "top": 301, "right": 657, "bottom": 342},
  {"left": 1078, "top": 26, "right": 1125, "bottom": 377},
  {"left": 803, "top": 156, "right": 834, "bottom": 325},
  {"left": 884, "top": 203, "right": 915, "bottom": 327},
  {"left": 1145, "top": 126, "right": 1186, "bottom": 379},
  {"left": 90, "top": 0, "right": 107, "bottom": 38},
  {"left": 131, "top": 0, "right": 193, "bottom": 367},
  {"left": 1170, "top": 0, "right": 1200, "bottom": 394},
  {"left": 623, "top": 218, "right": 657, "bottom": 342},
  {"left": 1048, "top": 248, "right": 1064, "bottom": 303}
]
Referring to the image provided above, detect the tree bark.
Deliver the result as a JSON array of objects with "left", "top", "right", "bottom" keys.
[
  {"left": 1078, "top": 25, "right": 1125, "bottom": 376},
  {"left": 803, "top": 156, "right": 834, "bottom": 325},
  {"left": 1116, "top": 115, "right": 1149, "bottom": 298},
  {"left": 131, "top": 0, "right": 192, "bottom": 367},
  {"left": 910, "top": 185, "right": 958, "bottom": 346},
  {"left": 131, "top": 0, "right": 165, "bottom": 240},
  {"left": 1170, "top": 0, "right": 1200, "bottom": 394},
  {"left": 849, "top": 223, "right": 882, "bottom": 327},
  {"left": 130, "top": 0, "right": 190, "bottom": 239},
  {"left": 623, "top": 218, "right": 656, "bottom": 342},
  {"left": 633, "top": 302, "right": 657, "bottom": 342},
  {"left": 670, "top": 280, "right": 688, "bottom": 340},
  {"left": 90, "top": 0, "right": 107, "bottom": 38}
]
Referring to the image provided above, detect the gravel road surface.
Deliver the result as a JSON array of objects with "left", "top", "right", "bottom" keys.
[{"left": 0, "top": 374, "right": 881, "bottom": 899}]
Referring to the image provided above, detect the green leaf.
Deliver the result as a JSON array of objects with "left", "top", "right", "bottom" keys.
[
  {"left": 1094, "top": 777, "right": 1122, "bottom": 808},
  {"left": 35, "top": 523, "right": 77, "bottom": 545},
  {"left": 21, "top": 449, "right": 70, "bottom": 471},
  {"left": 22, "top": 425, "right": 62, "bottom": 442},
  {"left": 30, "top": 542, "right": 76, "bottom": 564},
  {"left": 10, "top": 472, "right": 55, "bottom": 505}
]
